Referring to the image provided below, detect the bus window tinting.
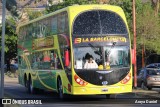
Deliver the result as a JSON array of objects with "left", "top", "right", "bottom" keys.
[
  {"left": 73, "top": 11, "right": 100, "bottom": 34},
  {"left": 73, "top": 10, "right": 128, "bottom": 35}
]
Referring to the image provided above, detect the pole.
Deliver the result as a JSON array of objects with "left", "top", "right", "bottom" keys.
[
  {"left": 133, "top": 0, "right": 137, "bottom": 88},
  {"left": 1, "top": 0, "right": 6, "bottom": 98}
]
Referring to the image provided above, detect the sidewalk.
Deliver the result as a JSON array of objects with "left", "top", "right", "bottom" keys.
[
  {"left": 132, "top": 88, "right": 160, "bottom": 98},
  {"left": 4, "top": 74, "right": 18, "bottom": 83}
]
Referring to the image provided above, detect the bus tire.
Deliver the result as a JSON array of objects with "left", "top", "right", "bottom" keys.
[
  {"left": 57, "top": 77, "right": 65, "bottom": 99},
  {"left": 106, "top": 94, "right": 110, "bottom": 99},
  {"left": 24, "top": 74, "right": 27, "bottom": 87},
  {"left": 27, "top": 76, "right": 37, "bottom": 94}
]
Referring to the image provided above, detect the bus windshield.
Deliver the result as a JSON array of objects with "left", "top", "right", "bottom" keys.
[
  {"left": 104, "top": 46, "right": 130, "bottom": 68},
  {"left": 74, "top": 46, "right": 130, "bottom": 69}
]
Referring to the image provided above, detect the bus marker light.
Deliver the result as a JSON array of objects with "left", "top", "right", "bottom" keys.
[{"left": 68, "top": 84, "right": 71, "bottom": 92}]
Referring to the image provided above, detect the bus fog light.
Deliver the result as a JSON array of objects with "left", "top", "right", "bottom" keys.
[
  {"left": 81, "top": 88, "right": 86, "bottom": 92},
  {"left": 122, "top": 86, "right": 125, "bottom": 90}
]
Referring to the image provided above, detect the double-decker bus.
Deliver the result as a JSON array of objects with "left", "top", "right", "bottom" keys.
[{"left": 17, "top": 4, "right": 132, "bottom": 99}]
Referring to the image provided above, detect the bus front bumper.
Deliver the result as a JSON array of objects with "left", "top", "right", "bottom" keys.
[{"left": 72, "top": 85, "right": 132, "bottom": 95}]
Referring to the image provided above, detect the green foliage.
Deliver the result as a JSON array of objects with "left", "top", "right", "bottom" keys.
[
  {"left": 46, "top": 0, "right": 97, "bottom": 13},
  {"left": 110, "top": 0, "right": 160, "bottom": 66},
  {"left": 26, "top": 10, "right": 44, "bottom": 20},
  {"left": 136, "top": 3, "right": 160, "bottom": 54},
  {"left": 109, "top": 0, "right": 143, "bottom": 47},
  {"left": 6, "top": 0, "right": 19, "bottom": 18},
  {"left": 0, "top": 22, "right": 17, "bottom": 60}
]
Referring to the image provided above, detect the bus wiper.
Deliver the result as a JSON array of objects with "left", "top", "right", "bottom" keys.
[
  {"left": 88, "top": 43, "right": 102, "bottom": 57},
  {"left": 106, "top": 42, "right": 116, "bottom": 57}
]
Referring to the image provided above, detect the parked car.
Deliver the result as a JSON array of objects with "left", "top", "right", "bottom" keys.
[{"left": 137, "top": 63, "right": 160, "bottom": 90}]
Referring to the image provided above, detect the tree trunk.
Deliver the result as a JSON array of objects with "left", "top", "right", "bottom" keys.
[
  {"left": 152, "top": 0, "right": 159, "bottom": 16},
  {"left": 6, "top": 58, "right": 10, "bottom": 72},
  {"left": 142, "top": 44, "right": 145, "bottom": 68},
  {"left": 155, "top": 0, "right": 159, "bottom": 15}
]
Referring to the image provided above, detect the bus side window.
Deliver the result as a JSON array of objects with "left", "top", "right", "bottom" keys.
[
  {"left": 28, "top": 24, "right": 32, "bottom": 39},
  {"left": 50, "top": 51, "right": 55, "bottom": 69},
  {"left": 50, "top": 50, "right": 62, "bottom": 70},
  {"left": 58, "top": 12, "right": 65, "bottom": 33},
  {"left": 51, "top": 16, "right": 58, "bottom": 35},
  {"left": 42, "top": 51, "right": 51, "bottom": 69},
  {"left": 57, "top": 56, "right": 62, "bottom": 69},
  {"left": 31, "top": 53, "right": 38, "bottom": 69}
]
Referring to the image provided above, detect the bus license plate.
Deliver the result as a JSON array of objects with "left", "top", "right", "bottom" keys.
[{"left": 101, "top": 88, "right": 108, "bottom": 92}]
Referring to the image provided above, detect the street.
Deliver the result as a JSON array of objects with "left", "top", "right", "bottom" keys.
[
  {"left": 4, "top": 76, "right": 138, "bottom": 99},
  {"left": 1, "top": 0, "right": 160, "bottom": 107},
  {"left": 3, "top": 76, "right": 160, "bottom": 107}
]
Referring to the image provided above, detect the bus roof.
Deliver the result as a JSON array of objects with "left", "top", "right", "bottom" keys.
[{"left": 16, "top": 4, "right": 123, "bottom": 32}]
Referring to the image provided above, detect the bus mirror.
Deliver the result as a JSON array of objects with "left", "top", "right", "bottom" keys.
[
  {"left": 132, "top": 49, "right": 135, "bottom": 64},
  {"left": 65, "top": 50, "right": 70, "bottom": 67}
]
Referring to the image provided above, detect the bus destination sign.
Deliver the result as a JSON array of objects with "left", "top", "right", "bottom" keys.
[{"left": 74, "top": 36, "right": 127, "bottom": 44}]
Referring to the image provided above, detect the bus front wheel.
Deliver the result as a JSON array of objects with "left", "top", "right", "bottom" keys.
[
  {"left": 106, "top": 94, "right": 110, "bottom": 99},
  {"left": 57, "top": 78, "right": 65, "bottom": 99}
]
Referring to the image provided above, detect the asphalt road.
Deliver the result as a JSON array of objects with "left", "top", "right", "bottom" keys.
[
  {"left": 4, "top": 78, "right": 138, "bottom": 99},
  {"left": 3, "top": 77, "right": 160, "bottom": 107}
]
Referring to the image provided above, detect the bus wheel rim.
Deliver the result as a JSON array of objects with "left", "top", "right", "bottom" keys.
[
  {"left": 58, "top": 80, "right": 63, "bottom": 98},
  {"left": 30, "top": 80, "right": 33, "bottom": 93}
]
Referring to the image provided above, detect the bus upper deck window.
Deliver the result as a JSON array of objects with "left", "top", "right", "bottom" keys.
[{"left": 73, "top": 10, "right": 128, "bottom": 35}]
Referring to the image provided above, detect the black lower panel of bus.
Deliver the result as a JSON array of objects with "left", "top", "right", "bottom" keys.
[{"left": 75, "top": 67, "right": 130, "bottom": 86}]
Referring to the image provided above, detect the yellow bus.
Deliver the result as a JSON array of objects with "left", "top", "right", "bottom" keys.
[{"left": 17, "top": 4, "right": 132, "bottom": 99}]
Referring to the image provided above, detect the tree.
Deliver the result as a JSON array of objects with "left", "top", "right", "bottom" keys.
[
  {"left": 97, "top": 0, "right": 110, "bottom": 4},
  {"left": 109, "top": 0, "right": 160, "bottom": 67},
  {"left": 152, "top": 0, "right": 160, "bottom": 16},
  {"left": 46, "top": 0, "right": 98, "bottom": 13},
  {"left": 25, "top": 9, "right": 44, "bottom": 20},
  {"left": 136, "top": 3, "right": 160, "bottom": 65},
  {"left": 0, "top": 20, "right": 17, "bottom": 65},
  {"left": 109, "top": 0, "right": 143, "bottom": 42},
  {"left": 6, "top": 0, "right": 20, "bottom": 19}
]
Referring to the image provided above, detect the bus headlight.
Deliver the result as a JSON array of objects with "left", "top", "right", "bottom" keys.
[
  {"left": 74, "top": 75, "right": 88, "bottom": 86},
  {"left": 120, "top": 73, "right": 131, "bottom": 84}
]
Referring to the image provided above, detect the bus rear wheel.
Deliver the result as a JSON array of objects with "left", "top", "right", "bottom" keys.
[
  {"left": 27, "top": 77, "right": 37, "bottom": 94},
  {"left": 57, "top": 78, "right": 65, "bottom": 99}
]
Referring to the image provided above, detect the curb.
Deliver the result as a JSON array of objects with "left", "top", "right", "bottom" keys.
[{"left": 132, "top": 89, "right": 160, "bottom": 98}]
